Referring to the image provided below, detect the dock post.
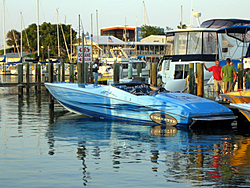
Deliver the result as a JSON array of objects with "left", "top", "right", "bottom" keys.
[
  {"left": 48, "top": 61, "right": 54, "bottom": 112},
  {"left": 237, "top": 62, "right": 243, "bottom": 90},
  {"left": 69, "top": 64, "right": 74, "bottom": 83},
  {"left": 25, "top": 63, "right": 30, "bottom": 93},
  {"left": 137, "top": 62, "right": 142, "bottom": 77},
  {"left": 113, "top": 62, "right": 120, "bottom": 83},
  {"left": 35, "top": 63, "right": 38, "bottom": 82},
  {"left": 3, "top": 63, "right": 6, "bottom": 75},
  {"left": 57, "top": 63, "right": 61, "bottom": 82},
  {"left": 196, "top": 63, "right": 204, "bottom": 97},
  {"left": 48, "top": 62, "right": 53, "bottom": 83},
  {"left": 149, "top": 63, "right": 152, "bottom": 84},
  {"left": 85, "top": 63, "right": 88, "bottom": 83},
  {"left": 34, "top": 64, "right": 38, "bottom": 92},
  {"left": 128, "top": 63, "right": 132, "bottom": 79},
  {"left": 61, "top": 61, "right": 65, "bottom": 82},
  {"left": 189, "top": 63, "right": 195, "bottom": 94},
  {"left": 77, "top": 63, "right": 83, "bottom": 83},
  {"left": 90, "top": 62, "right": 94, "bottom": 83},
  {"left": 17, "top": 64, "right": 23, "bottom": 95},
  {"left": 151, "top": 62, "right": 157, "bottom": 86},
  {"left": 37, "top": 64, "right": 41, "bottom": 93}
]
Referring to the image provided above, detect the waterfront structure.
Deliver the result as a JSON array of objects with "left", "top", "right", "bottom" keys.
[
  {"left": 74, "top": 34, "right": 167, "bottom": 62},
  {"left": 100, "top": 25, "right": 143, "bottom": 42}
]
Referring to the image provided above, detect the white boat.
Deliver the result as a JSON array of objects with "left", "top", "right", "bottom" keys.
[
  {"left": 230, "top": 103, "right": 250, "bottom": 122},
  {"left": 158, "top": 18, "right": 250, "bottom": 93},
  {"left": 45, "top": 82, "right": 235, "bottom": 127},
  {"left": 101, "top": 48, "right": 149, "bottom": 78}
]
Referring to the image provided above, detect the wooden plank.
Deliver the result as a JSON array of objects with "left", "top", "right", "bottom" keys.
[{"left": 0, "top": 82, "right": 45, "bottom": 87}]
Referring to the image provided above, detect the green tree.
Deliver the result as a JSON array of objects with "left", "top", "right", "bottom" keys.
[
  {"left": 141, "top": 25, "right": 165, "bottom": 38},
  {"left": 177, "top": 21, "right": 187, "bottom": 29},
  {"left": 21, "top": 22, "right": 77, "bottom": 58},
  {"left": 6, "top": 29, "right": 21, "bottom": 53}
]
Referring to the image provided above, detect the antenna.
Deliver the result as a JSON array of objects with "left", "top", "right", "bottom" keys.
[
  {"left": 193, "top": 12, "right": 201, "bottom": 27},
  {"left": 189, "top": 0, "right": 193, "bottom": 27}
]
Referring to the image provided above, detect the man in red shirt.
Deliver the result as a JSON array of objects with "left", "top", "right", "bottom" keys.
[{"left": 203, "top": 60, "right": 222, "bottom": 101}]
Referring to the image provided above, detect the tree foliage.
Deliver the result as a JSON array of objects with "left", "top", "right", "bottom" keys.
[
  {"left": 141, "top": 25, "right": 165, "bottom": 38},
  {"left": 6, "top": 29, "right": 21, "bottom": 53},
  {"left": 21, "top": 22, "right": 77, "bottom": 58},
  {"left": 177, "top": 22, "right": 187, "bottom": 29}
]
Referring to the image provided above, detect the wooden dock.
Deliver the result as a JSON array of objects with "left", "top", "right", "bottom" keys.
[{"left": 0, "top": 82, "right": 45, "bottom": 87}]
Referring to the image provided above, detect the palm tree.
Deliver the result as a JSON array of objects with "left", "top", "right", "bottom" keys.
[
  {"left": 177, "top": 22, "right": 187, "bottom": 29},
  {"left": 6, "top": 29, "right": 20, "bottom": 53}
]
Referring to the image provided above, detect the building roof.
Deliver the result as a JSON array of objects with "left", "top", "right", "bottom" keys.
[
  {"left": 87, "top": 35, "right": 125, "bottom": 45},
  {"left": 100, "top": 25, "right": 138, "bottom": 31}
]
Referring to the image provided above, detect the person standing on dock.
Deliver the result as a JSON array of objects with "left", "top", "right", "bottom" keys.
[
  {"left": 230, "top": 61, "right": 237, "bottom": 91},
  {"left": 93, "top": 60, "right": 99, "bottom": 87},
  {"left": 221, "top": 58, "right": 237, "bottom": 94},
  {"left": 203, "top": 60, "right": 222, "bottom": 101},
  {"left": 245, "top": 68, "right": 250, "bottom": 89}
]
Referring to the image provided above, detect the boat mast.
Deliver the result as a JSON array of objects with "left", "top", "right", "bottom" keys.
[
  {"left": 78, "top": 14, "right": 81, "bottom": 46},
  {"left": 124, "top": 17, "right": 127, "bottom": 48},
  {"left": 70, "top": 25, "right": 72, "bottom": 62},
  {"left": 143, "top": 1, "right": 146, "bottom": 25},
  {"left": 56, "top": 9, "right": 60, "bottom": 58},
  {"left": 189, "top": 0, "right": 194, "bottom": 27},
  {"left": 96, "top": 10, "right": 99, "bottom": 57},
  {"left": 181, "top": 5, "right": 183, "bottom": 29},
  {"left": 142, "top": 1, "right": 150, "bottom": 25},
  {"left": 135, "top": 17, "right": 137, "bottom": 55},
  {"left": 37, "top": 0, "right": 40, "bottom": 58},
  {"left": 20, "top": 12, "right": 23, "bottom": 60},
  {"left": 91, "top": 14, "right": 93, "bottom": 61},
  {"left": 3, "top": 0, "right": 6, "bottom": 55}
]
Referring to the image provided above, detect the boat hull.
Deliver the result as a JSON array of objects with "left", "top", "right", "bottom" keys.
[
  {"left": 45, "top": 83, "right": 235, "bottom": 126},
  {"left": 221, "top": 90, "right": 250, "bottom": 103}
]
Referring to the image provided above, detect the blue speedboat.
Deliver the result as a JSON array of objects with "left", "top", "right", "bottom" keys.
[{"left": 45, "top": 82, "right": 235, "bottom": 127}]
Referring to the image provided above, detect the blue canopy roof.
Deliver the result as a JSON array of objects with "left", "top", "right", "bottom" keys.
[{"left": 217, "top": 25, "right": 250, "bottom": 42}]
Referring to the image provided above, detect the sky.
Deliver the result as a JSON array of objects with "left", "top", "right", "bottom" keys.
[{"left": 0, "top": 0, "right": 250, "bottom": 47}]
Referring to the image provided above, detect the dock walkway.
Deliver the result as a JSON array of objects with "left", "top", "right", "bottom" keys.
[{"left": 0, "top": 82, "right": 45, "bottom": 87}]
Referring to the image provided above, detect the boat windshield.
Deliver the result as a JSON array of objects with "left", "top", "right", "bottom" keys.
[{"left": 166, "top": 31, "right": 217, "bottom": 56}]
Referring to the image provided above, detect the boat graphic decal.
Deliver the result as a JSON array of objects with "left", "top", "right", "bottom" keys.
[{"left": 150, "top": 113, "right": 178, "bottom": 126}]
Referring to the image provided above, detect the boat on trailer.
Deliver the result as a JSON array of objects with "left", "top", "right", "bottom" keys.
[{"left": 45, "top": 82, "right": 235, "bottom": 127}]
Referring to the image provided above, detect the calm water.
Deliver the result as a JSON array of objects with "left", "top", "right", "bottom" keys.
[{"left": 1, "top": 76, "right": 250, "bottom": 187}]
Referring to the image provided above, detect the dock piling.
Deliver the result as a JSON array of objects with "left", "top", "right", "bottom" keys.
[
  {"left": 17, "top": 64, "right": 23, "bottom": 95},
  {"left": 189, "top": 63, "right": 195, "bottom": 94},
  {"left": 69, "top": 64, "right": 74, "bottom": 83},
  {"left": 137, "top": 62, "right": 142, "bottom": 77},
  {"left": 113, "top": 62, "right": 120, "bottom": 83},
  {"left": 128, "top": 63, "right": 132, "bottom": 79},
  {"left": 25, "top": 63, "right": 30, "bottom": 93},
  {"left": 237, "top": 62, "right": 243, "bottom": 90},
  {"left": 57, "top": 64, "right": 61, "bottom": 82},
  {"left": 61, "top": 62, "right": 65, "bottom": 82},
  {"left": 37, "top": 64, "right": 41, "bottom": 93},
  {"left": 196, "top": 63, "right": 204, "bottom": 97},
  {"left": 151, "top": 62, "right": 157, "bottom": 86}
]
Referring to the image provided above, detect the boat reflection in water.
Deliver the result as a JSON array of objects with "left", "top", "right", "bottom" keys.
[{"left": 46, "top": 113, "right": 250, "bottom": 187}]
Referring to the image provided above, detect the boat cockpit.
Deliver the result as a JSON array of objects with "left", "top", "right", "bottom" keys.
[{"left": 112, "top": 82, "right": 167, "bottom": 96}]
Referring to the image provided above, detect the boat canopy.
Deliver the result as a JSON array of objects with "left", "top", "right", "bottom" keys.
[
  {"left": 217, "top": 25, "right": 250, "bottom": 42},
  {"left": 201, "top": 19, "right": 250, "bottom": 29},
  {"left": 0, "top": 55, "right": 6, "bottom": 62},
  {"left": 165, "top": 29, "right": 218, "bottom": 61}
]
